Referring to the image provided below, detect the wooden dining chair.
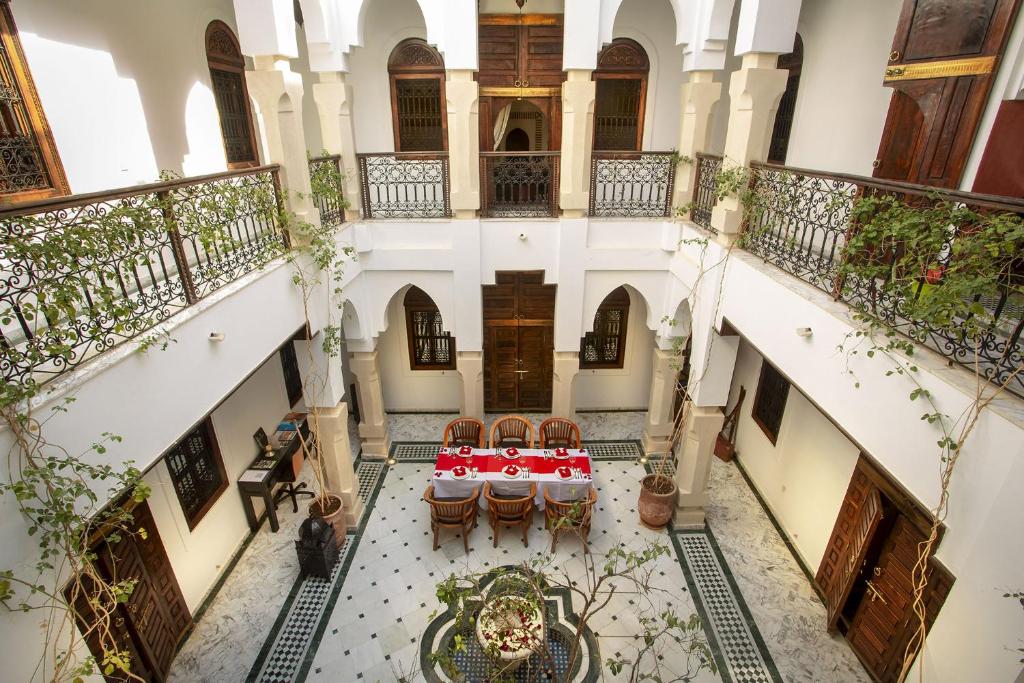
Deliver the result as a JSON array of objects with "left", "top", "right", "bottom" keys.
[
  {"left": 544, "top": 487, "right": 598, "bottom": 553},
  {"left": 423, "top": 485, "right": 479, "bottom": 553},
  {"left": 539, "top": 417, "right": 582, "bottom": 449},
  {"left": 489, "top": 415, "right": 535, "bottom": 448},
  {"left": 483, "top": 482, "right": 536, "bottom": 548},
  {"left": 443, "top": 417, "right": 485, "bottom": 448}
]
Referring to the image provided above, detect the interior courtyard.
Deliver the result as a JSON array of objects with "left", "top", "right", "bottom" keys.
[{"left": 0, "top": 1, "right": 1022, "bottom": 682}]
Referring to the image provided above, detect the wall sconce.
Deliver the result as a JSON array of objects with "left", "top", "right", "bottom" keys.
[
  {"left": 209, "top": 332, "right": 226, "bottom": 342},
  {"left": 795, "top": 327, "right": 813, "bottom": 338}
]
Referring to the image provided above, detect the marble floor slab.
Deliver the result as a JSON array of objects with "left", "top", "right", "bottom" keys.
[{"left": 384, "top": 411, "right": 647, "bottom": 446}]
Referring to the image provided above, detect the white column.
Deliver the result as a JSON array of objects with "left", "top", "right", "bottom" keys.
[
  {"left": 456, "top": 351, "right": 484, "bottom": 419},
  {"left": 551, "top": 352, "right": 579, "bottom": 418},
  {"left": 447, "top": 69, "right": 480, "bottom": 219},
  {"left": 312, "top": 72, "right": 361, "bottom": 221},
  {"left": 310, "top": 402, "right": 363, "bottom": 527},
  {"left": 674, "top": 403, "right": 725, "bottom": 528},
  {"left": 559, "top": 69, "right": 596, "bottom": 218},
  {"left": 673, "top": 71, "right": 723, "bottom": 211},
  {"left": 246, "top": 56, "right": 320, "bottom": 227},
  {"left": 641, "top": 347, "right": 679, "bottom": 455},
  {"left": 708, "top": 52, "right": 788, "bottom": 236},
  {"left": 348, "top": 350, "right": 391, "bottom": 457}
]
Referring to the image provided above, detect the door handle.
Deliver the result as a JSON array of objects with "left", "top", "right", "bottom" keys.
[
  {"left": 865, "top": 580, "right": 887, "bottom": 605},
  {"left": 515, "top": 370, "right": 529, "bottom": 374}
]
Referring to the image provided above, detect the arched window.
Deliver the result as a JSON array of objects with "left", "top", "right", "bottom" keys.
[
  {"left": 768, "top": 33, "right": 803, "bottom": 164},
  {"left": 206, "top": 21, "right": 259, "bottom": 168},
  {"left": 580, "top": 287, "right": 630, "bottom": 369},
  {"left": 404, "top": 286, "right": 455, "bottom": 370},
  {"left": 593, "top": 38, "right": 649, "bottom": 151},
  {"left": 388, "top": 39, "right": 447, "bottom": 152}
]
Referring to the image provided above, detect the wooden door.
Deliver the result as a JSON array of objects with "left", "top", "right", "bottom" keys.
[
  {"left": 873, "top": 0, "right": 1022, "bottom": 187},
  {"left": 817, "top": 467, "right": 884, "bottom": 630},
  {"left": 74, "top": 500, "right": 191, "bottom": 682},
  {"left": 483, "top": 271, "right": 555, "bottom": 411},
  {"left": 846, "top": 516, "right": 954, "bottom": 682}
]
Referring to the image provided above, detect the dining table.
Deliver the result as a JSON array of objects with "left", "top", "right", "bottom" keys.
[{"left": 431, "top": 446, "right": 593, "bottom": 509}]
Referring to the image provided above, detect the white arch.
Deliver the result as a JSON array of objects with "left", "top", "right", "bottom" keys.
[
  {"left": 582, "top": 282, "right": 660, "bottom": 336},
  {"left": 374, "top": 279, "right": 454, "bottom": 339}
]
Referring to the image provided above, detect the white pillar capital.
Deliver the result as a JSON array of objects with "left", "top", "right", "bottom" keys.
[
  {"left": 348, "top": 350, "right": 391, "bottom": 457},
  {"left": 313, "top": 71, "right": 361, "bottom": 221},
  {"left": 673, "top": 71, "right": 723, "bottom": 212},
  {"left": 551, "top": 352, "right": 580, "bottom": 418},
  {"left": 446, "top": 69, "right": 480, "bottom": 218},
  {"left": 247, "top": 57, "right": 319, "bottom": 227},
  {"left": 709, "top": 52, "right": 788, "bottom": 235},
  {"left": 559, "top": 69, "right": 595, "bottom": 218}
]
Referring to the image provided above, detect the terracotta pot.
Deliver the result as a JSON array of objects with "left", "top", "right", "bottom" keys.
[
  {"left": 638, "top": 474, "right": 677, "bottom": 529},
  {"left": 308, "top": 494, "right": 346, "bottom": 547}
]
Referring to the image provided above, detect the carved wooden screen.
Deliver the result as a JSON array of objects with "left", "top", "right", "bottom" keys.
[
  {"left": 593, "top": 39, "right": 649, "bottom": 151},
  {"left": 164, "top": 418, "right": 228, "bottom": 529},
  {"left": 206, "top": 20, "right": 259, "bottom": 167},
  {"left": 751, "top": 360, "right": 790, "bottom": 444},
  {"left": 768, "top": 34, "right": 803, "bottom": 164},
  {"left": 388, "top": 39, "right": 447, "bottom": 152},
  {"left": 404, "top": 286, "right": 455, "bottom": 370},
  {"left": 0, "top": 1, "right": 67, "bottom": 203},
  {"left": 581, "top": 286, "right": 630, "bottom": 368}
]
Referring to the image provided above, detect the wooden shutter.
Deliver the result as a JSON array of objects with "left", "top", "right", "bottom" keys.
[
  {"left": 388, "top": 39, "right": 447, "bottom": 152},
  {"left": 817, "top": 464, "right": 884, "bottom": 630},
  {"left": 594, "top": 38, "right": 649, "bottom": 151},
  {"left": 767, "top": 34, "right": 803, "bottom": 164},
  {"left": 873, "top": 0, "right": 1022, "bottom": 187},
  {"left": 206, "top": 21, "right": 259, "bottom": 168}
]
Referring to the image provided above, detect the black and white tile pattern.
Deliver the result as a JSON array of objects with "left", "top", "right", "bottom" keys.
[
  {"left": 676, "top": 532, "right": 778, "bottom": 683},
  {"left": 355, "top": 461, "right": 385, "bottom": 503}
]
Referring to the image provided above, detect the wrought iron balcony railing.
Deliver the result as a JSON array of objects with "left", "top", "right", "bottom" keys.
[
  {"left": 480, "top": 152, "right": 560, "bottom": 218},
  {"left": 589, "top": 151, "right": 676, "bottom": 218},
  {"left": 356, "top": 152, "right": 450, "bottom": 219},
  {"left": 689, "top": 153, "right": 722, "bottom": 231},
  {"left": 308, "top": 154, "right": 345, "bottom": 227},
  {"left": 1, "top": 165, "right": 287, "bottom": 390},
  {"left": 744, "top": 161, "right": 1024, "bottom": 398}
]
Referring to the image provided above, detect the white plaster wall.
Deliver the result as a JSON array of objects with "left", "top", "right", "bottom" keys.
[
  {"left": 782, "top": 0, "right": 900, "bottom": 175},
  {"left": 717, "top": 251, "right": 1024, "bottom": 682},
  {"left": 724, "top": 338, "right": 860, "bottom": 568},
  {"left": 295, "top": 22, "right": 325, "bottom": 155},
  {"left": 612, "top": 0, "right": 685, "bottom": 150},
  {"left": 347, "top": 0, "right": 428, "bottom": 153},
  {"left": 145, "top": 352, "right": 291, "bottom": 611},
  {"left": 574, "top": 289, "right": 654, "bottom": 410},
  {"left": 378, "top": 287, "right": 462, "bottom": 411},
  {"left": 15, "top": 0, "right": 324, "bottom": 193}
]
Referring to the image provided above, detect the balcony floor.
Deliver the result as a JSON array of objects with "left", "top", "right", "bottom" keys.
[{"left": 167, "top": 412, "right": 868, "bottom": 683}]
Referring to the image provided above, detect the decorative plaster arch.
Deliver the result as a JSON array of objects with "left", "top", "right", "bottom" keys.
[
  {"left": 376, "top": 280, "right": 454, "bottom": 339},
  {"left": 582, "top": 282, "right": 660, "bottom": 336},
  {"left": 342, "top": 299, "right": 364, "bottom": 341},
  {"left": 354, "top": 0, "right": 438, "bottom": 54}
]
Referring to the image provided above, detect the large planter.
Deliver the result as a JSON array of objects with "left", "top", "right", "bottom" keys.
[
  {"left": 475, "top": 594, "right": 545, "bottom": 671},
  {"left": 308, "top": 494, "right": 345, "bottom": 548},
  {"left": 638, "top": 474, "right": 677, "bottom": 529}
]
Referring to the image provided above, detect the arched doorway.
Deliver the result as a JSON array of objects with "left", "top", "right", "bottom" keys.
[
  {"left": 493, "top": 99, "right": 547, "bottom": 151},
  {"left": 205, "top": 20, "right": 259, "bottom": 168},
  {"left": 387, "top": 38, "right": 447, "bottom": 152},
  {"left": 593, "top": 38, "right": 650, "bottom": 151}
]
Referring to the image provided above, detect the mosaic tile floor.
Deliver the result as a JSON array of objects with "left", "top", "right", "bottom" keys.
[{"left": 169, "top": 413, "right": 869, "bottom": 683}]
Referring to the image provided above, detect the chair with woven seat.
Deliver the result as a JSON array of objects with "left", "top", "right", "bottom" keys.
[
  {"left": 538, "top": 417, "right": 581, "bottom": 449},
  {"left": 544, "top": 487, "right": 598, "bottom": 553},
  {"left": 423, "top": 485, "right": 479, "bottom": 553},
  {"left": 489, "top": 415, "right": 535, "bottom": 448},
  {"left": 483, "top": 482, "right": 536, "bottom": 547},
  {"left": 443, "top": 417, "right": 485, "bottom": 448}
]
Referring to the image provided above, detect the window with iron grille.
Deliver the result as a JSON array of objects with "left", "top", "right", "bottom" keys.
[
  {"left": 206, "top": 21, "right": 258, "bottom": 167},
  {"left": 593, "top": 38, "right": 649, "bottom": 152},
  {"left": 404, "top": 286, "right": 455, "bottom": 370},
  {"left": 0, "top": 2, "right": 67, "bottom": 202},
  {"left": 280, "top": 338, "right": 303, "bottom": 407},
  {"left": 388, "top": 38, "right": 447, "bottom": 152},
  {"left": 580, "top": 287, "right": 629, "bottom": 369},
  {"left": 164, "top": 419, "right": 227, "bottom": 529},
  {"left": 752, "top": 360, "right": 790, "bottom": 445}
]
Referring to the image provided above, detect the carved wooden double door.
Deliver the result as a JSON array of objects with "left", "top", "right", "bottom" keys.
[
  {"left": 816, "top": 457, "right": 954, "bottom": 682},
  {"left": 482, "top": 271, "right": 555, "bottom": 412},
  {"left": 70, "top": 501, "right": 191, "bottom": 682}
]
